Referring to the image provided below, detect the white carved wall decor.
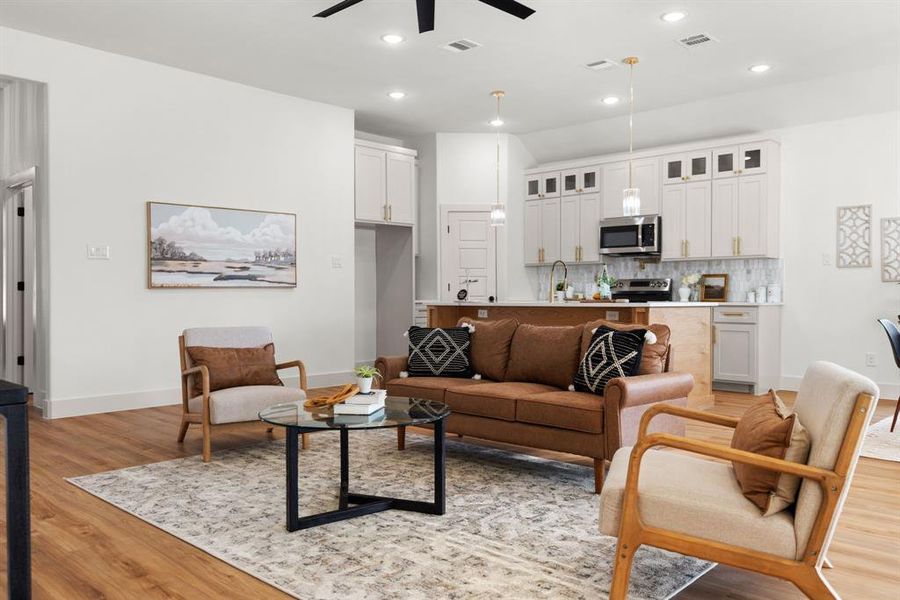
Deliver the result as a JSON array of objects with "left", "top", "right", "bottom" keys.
[
  {"left": 836, "top": 205, "right": 872, "bottom": 268},
  {"left": 882, "top": 217, "right": 900, "bottom": 282}
]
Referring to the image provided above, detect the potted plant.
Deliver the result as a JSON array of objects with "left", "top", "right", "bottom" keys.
[
  {"left": 680, "top": 273, "right": 701, "bottom": 302},
  {"left": 354, "top": 365, "right": 382, "bottom": 394},
  {"left": 596, "top": 265, "right": 616, "bottom": 301},
  {"left": 555, "top": 281, "right": 567, "bottom": 302}
]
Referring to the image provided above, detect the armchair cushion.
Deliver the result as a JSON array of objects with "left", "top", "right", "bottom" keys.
[
  {"left": 444, "top": 382, "right": 559, "bottom": 421},
  {"left": 189, "top": 385, "right": 306, "bottom": 425},
  {"left": 731, "top": 391, "right": 810, "bottom": 516},
  {"left": 516, "top": 390, "right": 604, "bottom": 434},
  {"left": 386, "top": 376, "right": 489, "bottom": 402},
  {"left": 599, "top": 446, "right": 797, "bottom": 559},
  {"left": 185, "top": 343, "right": 282, "bottom": 396}
]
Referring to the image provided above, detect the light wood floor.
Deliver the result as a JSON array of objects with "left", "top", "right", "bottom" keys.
[{"left": 0, "top": 390, "right": 897, "bottom": 599}]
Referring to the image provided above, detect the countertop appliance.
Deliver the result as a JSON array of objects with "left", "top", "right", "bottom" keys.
[
  {"left": 611, "top": 278, "right": 673, "bottom": 302},
  {"left": 599, "top": 215, "right": 661, "bottom": 256}
]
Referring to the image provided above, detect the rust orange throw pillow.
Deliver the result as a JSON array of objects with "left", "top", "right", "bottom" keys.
[
  {"left": 731, "top": 390, "right": 810, "bottom": 515},
  {"left": 186, "top": 343, "right": 282, "bottom": 397}
]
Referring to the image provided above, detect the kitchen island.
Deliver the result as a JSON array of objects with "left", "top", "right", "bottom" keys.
[{"left": 425, "top": 301, "right": 716, "bottom": 408}]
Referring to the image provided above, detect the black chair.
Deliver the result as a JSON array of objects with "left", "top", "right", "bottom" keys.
[{"left": 877, "top": 318, "right": 900, "bottom": 432}]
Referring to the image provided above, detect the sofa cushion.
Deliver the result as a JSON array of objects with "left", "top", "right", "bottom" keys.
[
  {"left": 185, "top": 343, "right": 282, "bottom": 397},
  {"left": 504, "top": 324, "right": 583, "bottom": 389},
  {"left": 574, "top": 326, "right": 646, "bottom": 395},
  {"left": 445, "top": 382, "right": 559, "bottom": 421},
  {"left": 599, "top": 446, "right": 798, "bottom": 559},
  {"left": 386, "top": 377, "right": 488, "bottom": 402},
  {"left": 582, "top": 320, "right": 671, "bottom": 375},
  {"left": 731, "top": 391, "right": 811, "bottom": 516},
  {"left": 517, "top": 391, "right": 604, "bottom": 434},
  {"left": 457, "top": 317, "right": 518, "bottom": 381},
  {"left": 406, "top": 326, "right": 473, "bottom": 378},
  {"left": 189, "top": 385, "right": 305, "bottom": 425}
]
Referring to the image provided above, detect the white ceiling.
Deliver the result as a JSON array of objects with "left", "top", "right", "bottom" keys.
[{"left": 0, "top": 0, "right": 898, "bottom": 139}]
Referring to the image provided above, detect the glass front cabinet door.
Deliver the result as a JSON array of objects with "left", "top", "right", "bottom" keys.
[
  {"left": 525, "top": 175, "right": 542, "bottom": 200},
  {"left": 663, "top": 154, "right": 685, "bottom": 185},
  {"left": 686, "top": 151, "right": 711, "bottom": 181},
  {"left": 714, "top": 144, "right": 767, "bottom": 178}
]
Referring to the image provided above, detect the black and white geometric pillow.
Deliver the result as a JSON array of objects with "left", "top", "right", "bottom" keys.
[
  {"left": 405, "top": 326, "right": 473, "bottom": 378},
  {"left": 573, "top": 326, "right": 646, "bottom": 395}
]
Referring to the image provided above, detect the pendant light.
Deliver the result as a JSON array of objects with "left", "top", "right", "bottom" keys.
[
  {"left": 490, "top": 90, "right": 507, "bottom": 227},
  {"left": 622, "top": 56, "right": 640, "bottom": 217}
]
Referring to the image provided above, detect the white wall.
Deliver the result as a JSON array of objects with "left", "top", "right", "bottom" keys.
[
  {"left": 412, "top": 133, "right": 437, "bottom": 300},
  {"left": 354, "top": 227, "right": 377, "bottom": 364},
  {"left": 0, "top": 27, "right": 357, "bottom": 417},
  {"left": 778, "top": 111, "right": 900, "bottom": 396}
]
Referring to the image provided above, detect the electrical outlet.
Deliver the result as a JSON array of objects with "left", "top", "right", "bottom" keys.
[
  {"left": 865, "top": 353, "right": 877, "bottom": 367},
  {"left": 606, "top": 310, "right": 620, "bottom": 322},
  {"left": 87, "top": 245, "right": 110, "bottom": 259},
  {"left": 477, "top": 309, "right": 488, "bottom": 318},
  {"left": 822, "top": 253, "right": 832, "bottom": 266}
]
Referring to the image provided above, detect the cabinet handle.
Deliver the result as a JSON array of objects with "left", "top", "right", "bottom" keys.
[
  {"left": 722, "top": 312, "right": 747, "bottom": 317},
  {"left": 712, "top": 325, "right": 717, "bottom": 344},
  {"left": 383, "top": 205, "right": 388, "bottom": 221},
  {"left": 737, "top": 236, "right": 742, "bottom": 255},
  {"left": 686, "top": 239, "right": 690, "bottom": 257},
  {"left": 388, "top": 204, "right": 392, "bottom": 221},
  {"left": 732, "top": 237, "right": 736, "bottom": 256}
]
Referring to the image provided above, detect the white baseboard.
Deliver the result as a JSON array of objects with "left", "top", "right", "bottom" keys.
[
  {"left": 780, "top": 375, "right": 899, "bottom": 400},
  {"left": 43, "top": 370, "right": 355, "bottom": 419}
]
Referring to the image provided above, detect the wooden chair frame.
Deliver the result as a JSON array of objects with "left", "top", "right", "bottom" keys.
[
  {"left": 610, "top": 394, "right": 875, "bottom": 600},
  {"left": 177, "top": 335, "right": 310, "bottom": 462}
]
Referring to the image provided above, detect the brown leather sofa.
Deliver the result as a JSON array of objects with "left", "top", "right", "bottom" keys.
[{"left": 375, "top": 318, "right": 694, "bottom": 493}]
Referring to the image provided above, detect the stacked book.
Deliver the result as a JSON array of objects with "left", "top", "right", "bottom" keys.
[{"left": 333, "top": 389, "right": 386, "bottom": 423}]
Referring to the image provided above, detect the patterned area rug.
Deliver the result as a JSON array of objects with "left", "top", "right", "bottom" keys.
[
  {"left": 68, "top": 430, "right": 713, "bottom": 599},
  {"left": 861, "top": 417, "right": 900, "bottom": 462}
]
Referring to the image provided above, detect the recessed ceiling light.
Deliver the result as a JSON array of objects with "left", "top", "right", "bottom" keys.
[
  {"left": 388, "top": 91, "right": 406, "bottom": 100},
  {"left": 749, "top": 63, "right": 772, "bottom": 73},
  {"left": 489, "top": 118, "right": 504, "bottom": 127},
  {"left": 602, "top": 96, "right": 620, "bottom": 105},
  {"left": 381, "top": 33, "right": 405, "bottom": 45},
  {"left": 660, "top": 11, "right": 687, "bottom": 23}
]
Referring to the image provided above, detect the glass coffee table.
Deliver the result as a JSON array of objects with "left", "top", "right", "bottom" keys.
[{"left": 259, "top": 396, "right": 451, "bottom": 532}]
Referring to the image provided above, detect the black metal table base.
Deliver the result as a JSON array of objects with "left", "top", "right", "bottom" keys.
[{"left": 285, "top": 418, "right": 446, "bottom": 532}]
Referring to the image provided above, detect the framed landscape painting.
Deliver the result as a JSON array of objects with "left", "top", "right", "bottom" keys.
[{"left": 147, "top": 202, "right": 297, "bottom": 288}]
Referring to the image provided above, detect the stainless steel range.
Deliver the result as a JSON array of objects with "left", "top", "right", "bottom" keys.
[{"left": 611, "top": 278, "right": 673, "bottom": 302}]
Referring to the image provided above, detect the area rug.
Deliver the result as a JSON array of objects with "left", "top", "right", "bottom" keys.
[
  {"left": 861, "top": 417, "right": 900, "bottom": 462},
  {"left": 68, "top": 430, "right": 713, "bottom": 599}
]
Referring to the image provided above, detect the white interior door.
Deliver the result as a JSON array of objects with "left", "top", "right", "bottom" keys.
[
  {"left": 441, "top": 210, "right": 497, "bottom": 302},
  {"left": 3, "top": 171, "right": 36, "bottom": 390}
]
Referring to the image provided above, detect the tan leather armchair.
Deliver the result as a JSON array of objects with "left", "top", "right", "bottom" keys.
[
  {"left": 178, "top": 326, "right": 309, "bottom": 462},
  {"left": 600, "top": 361, "right": 879, "bottom": 599}
]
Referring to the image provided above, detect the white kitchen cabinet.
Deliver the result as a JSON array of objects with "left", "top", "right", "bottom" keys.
[
  {"left": 662, "top": 181, "right": 711, "bottom": 260},
  {"left": 561, "top": 193, "right": 600, "bottom": 263},
  {"left": 601, "top": 158, "right": 660, "bottom": 218},
  {"left": 711, "top": 174, "right": 769, "bottom": 257},
  {"left": 355, "top": 141, "right": 416, "bottom": 225},
  {"left": 525, "top": 175, "right": 542, "bottom": 200},
  {"left": 525, "top": 172, "right": 561, "bottom": 200},
  {"left": 355, "top": 145, "right": 386, "bottom": 221},
  {"left": 663, "top": 151, "right": 711, "bottom": 184},
  {"left": 713, "top": 143, "right": 768, "bottom": 179},
  {"left": 561, "top": 166, "right": 600, "bottom": 196},
  {"left": 713, "top": 306, "right": 782, "bottom": 394},
  {"left": 524, "top": 198, "right": 561, "bottom": 265},
  {"left": 385, "top": 152, "right": 415, "bottom": 224}
]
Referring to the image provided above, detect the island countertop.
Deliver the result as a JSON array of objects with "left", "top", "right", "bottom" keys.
[{"left": 421, "top": 300, "right": 782, "bottom": 308}]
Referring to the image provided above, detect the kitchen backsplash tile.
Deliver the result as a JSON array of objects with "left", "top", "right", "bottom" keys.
[{"left": 530, "top": 258, "right": 783, "bottom": 302}]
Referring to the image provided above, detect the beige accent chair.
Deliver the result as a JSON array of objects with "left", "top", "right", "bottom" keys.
[
  {"left": 599, "top": 361, "right": 879, "bottom": 599},
  {"left": 178, "top": 326, "right": 309, "bottom": 462}
]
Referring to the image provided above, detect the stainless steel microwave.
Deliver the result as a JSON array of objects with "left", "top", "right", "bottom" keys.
[{"left": 598, "top": 215, "right": 661, "bottom": 256}]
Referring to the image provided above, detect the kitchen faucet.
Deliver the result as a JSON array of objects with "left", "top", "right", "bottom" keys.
[{"left": 548, "top": 260, "right": 568, "bottom": 303}]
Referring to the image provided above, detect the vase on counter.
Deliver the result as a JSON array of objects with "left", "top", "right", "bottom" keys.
[
  {"left": 555, "top": 290, "right": 566, "bottom": 302},
  {"left": 678, "top": 286, "right": 691, "bottom": 302}
]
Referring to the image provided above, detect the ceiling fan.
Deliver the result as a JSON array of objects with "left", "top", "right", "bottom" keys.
[{"left": 314, "top": 0, "right": 536, "bottom": 34}]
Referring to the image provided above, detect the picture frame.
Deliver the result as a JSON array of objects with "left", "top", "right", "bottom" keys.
[
  {"left": 147, "top": 201, "right": 297, "bottom": 289},
  {"left": 700, "top": 273, "right": 729, "bottom": 301}
]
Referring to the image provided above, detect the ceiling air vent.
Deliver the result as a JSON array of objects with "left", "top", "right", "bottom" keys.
[
  {"left": 676, "top": 32, "right": 718, "bottom": 49},
  {"left": 441, "top": 39, "right": 481, "bottom": 53},
  {"left": 584, "top": 59, "right": 617, "bottom": 71}
]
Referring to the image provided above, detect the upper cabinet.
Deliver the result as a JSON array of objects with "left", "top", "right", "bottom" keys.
[
  {"left": 662, "top": 181, "right": 712, "bottom": 260},
  {"left": 713, "top": 143, "right": 768, "bottom": 179},
  {"left": 601, "top": 158, "right": 660, "bottom": 218},
  {"left": 663, "top": 151, "right": 712, "bottom": 185},
  {"left": 561, "top": 166, "right": 600, "bottom": 196},
  {"left": 560, "top": 193, "right": 601, "bottom": 263},
  {"left": 525, "top": 172, "right": 561, "bottom": 200},
  {"left": 523, "top": 198, "right": 561, "bottom": 265},
  {"left": 354, "top": 141, "right": 416, "bottom": 225}
]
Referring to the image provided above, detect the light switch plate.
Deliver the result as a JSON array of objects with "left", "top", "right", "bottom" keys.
[
  {"left": 477, "top": 309, "right": 488, "bottom": 318},
  {"left": 87, "top": 245, "right": 110, "bottom": 260}
]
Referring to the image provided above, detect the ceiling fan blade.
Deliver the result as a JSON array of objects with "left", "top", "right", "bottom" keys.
[
  {"left": 313, "top": 0, "right": 366, "bottom": 18},
  {"left": 416, "top": 0, "right": 435, "bottom": 33},
  {"left": 476, "top": 0, "right": 535, "bottom": 20}
]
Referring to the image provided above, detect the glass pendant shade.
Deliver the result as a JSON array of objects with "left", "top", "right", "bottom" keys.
[
  {"left": 622, "top": 187, "right": 641, "bottom": 216},
  {"left": 490, "top": 203, "right": 507, "bottom": 227}
]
